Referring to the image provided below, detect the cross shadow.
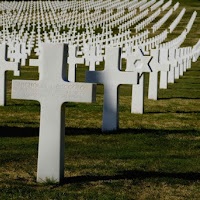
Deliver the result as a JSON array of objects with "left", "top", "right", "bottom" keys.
[
  {"left": 0, "top": 127, "right": 199, "bottom": 137},
  {"left": 145, "top": 111, "right": 200, "bottom": 114},
  {"left": 158, "top": 97, "right": 200, "bottom": 100},
  {"left": 61, "top": 170, "right": 200, "bottom": 185}
]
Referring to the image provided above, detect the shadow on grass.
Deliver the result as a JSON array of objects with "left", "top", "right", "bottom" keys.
[
  {"left": 0, "top": 127, "right": 199, "bottom": 137},
  {"left": 145, "top": 111, "right": 200, "bottom": 114},
  {"left": 158, "top": 97, "right": 200, "bottom": 100},
  {"left": 62, "top": 170, "right": 200, "bottom": 185}
]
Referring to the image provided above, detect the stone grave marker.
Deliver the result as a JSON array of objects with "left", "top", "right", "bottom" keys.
[
  {"left": 86, "top": 46, "right": 137, "bottom": 132},
  {"left": 126, "top": 48, "right": 152, "bottom": 114},
  {"left": 159, "top": 48, "right": 170, "bottom": 89},
  {"left": 86, "top": 45, "right": 103, "bottom": 71},
  {"left": 168, "top": 48, "right": 177, "bottom": 84},
  {"left": 148, "top": 49, "right": 169, "bottom": 100},
  {"left": 0, "top": 44, "right": 20, "bottom": 106},
  {"left": 68, "top": 45, "right": 84, "bottom": 82},
  {"left": 12, "top": 43, "right": 96, "bottom": 183},
  {"left": 175, "top": 48, "right": 180, "bottom": 79}
]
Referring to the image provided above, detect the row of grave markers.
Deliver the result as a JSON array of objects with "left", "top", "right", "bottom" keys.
[
  {"left": 0, "top": 0, "right": 199, "bottom": 184},
  {"left": 0, "top": 42, "right": 198, "bottom": 183},
  {"left": 0, "top": 0, "right": 192, "bottom": 53},
  {"left": 0, "top": 41, "right": 197, "bottom": 125},
  {"left": 3, "top": 5, "right": 196, "bottom": 70},
  {"left": 1, "top": 42, "right": 198, "bottom": 131},
  {"left": 0, "top": 9, "right": 196, "bottom": 65}
]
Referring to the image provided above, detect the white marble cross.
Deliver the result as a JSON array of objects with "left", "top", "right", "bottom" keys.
[
  {"left": 68, "top": 45, "right": 84, "bottom": 82},
  {"left": 179, "top": 48, "right": 185, "bottom": 75},
  {"left": 0, "top": 44, "right": 20, "bottom": 106},
  {"left": 168, "top": 48, "right": 177, "bottom": 83},
  {"left": 9, "top": 43, "right": 26, "bottom": 64},
  {"left": 175, "top": 49, "right": 181, "bottom": 79},
  {"left": 20, "top": 43, "right": 28, "bottom": 66},
  {"left": 148, "top": 49, "right": 169, "bottom": 100},
  {"left": 12, "top": 43, "right": 96, "bottom": 183},
  {"left": 159, "top": 48, "right": 171, "bottom": 89},
  {"left": 86, "top": 46, "right": 137, "bottom": 132},
  {"left": 86, "top": 45, "right": 103, "bottom": 71}
]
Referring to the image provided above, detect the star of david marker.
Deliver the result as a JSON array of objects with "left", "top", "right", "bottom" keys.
[{"left": 126, "top": 48, "right": 152, "bottom": 114}]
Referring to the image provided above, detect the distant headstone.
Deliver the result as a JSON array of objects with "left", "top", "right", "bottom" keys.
[
  {"left": 175, "top": 48, "right": 180, "bottom": 79},
  {"left": 168, "top": 48, "right": 177, "bottom": 83},
  {"left": 148, "top": 49, "right": 169, "bottom": 100},
  {"left": 68, "top": 45, "right": 84, "bottom": 82},
  {"left": 12, "top": 43, "right": 96, "bottom": 183},
  {"left": 0, "top": 44, "right": 20, "bottom": 106},
  {"left": 159, "top": 48, "right": 170, "bottom": 89},
  {"left": 126, "top": 48, "right": 152, "bottom": 114},
  {"left": 86, "top": 45, "right": 103, "bottom": 71}
]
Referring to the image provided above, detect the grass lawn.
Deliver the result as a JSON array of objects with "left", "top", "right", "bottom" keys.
[{"left": 0, "top": 0, "right": 200, "bottom": 199}]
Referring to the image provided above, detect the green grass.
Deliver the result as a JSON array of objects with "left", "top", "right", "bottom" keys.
[{"left": 0, "top": 0, "right": 200, "bottom": 199}]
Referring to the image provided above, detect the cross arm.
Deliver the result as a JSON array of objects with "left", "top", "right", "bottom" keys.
[
  {"left": 117, "top": 71, "right": 138, "bottom": 85},
  {"left": 12, "top": 80, "right": 40, "bottom": 102},
  {"left": 60, "top": 82, "right": 96, "bottom": 103},
  {"left": 3, "top": 61, "right": 20, "bottom": 76},
  {"left": 0, "top": 44, "right": 20, "bottom": 76}
]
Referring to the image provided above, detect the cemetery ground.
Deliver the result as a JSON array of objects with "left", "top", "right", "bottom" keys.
[{"left": 0, "top": 0, "right": 200, "bottom": 199}]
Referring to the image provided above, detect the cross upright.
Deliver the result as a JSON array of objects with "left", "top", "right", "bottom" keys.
[
  {"left": 159, "top": 48, "right": 171, "bottom": 89},
  {"left": 86, "top": 46, "right": 137, "bottom": 132},
  {"left": 168, "top": 48, "right": 178, "bottom": 84},
  {"left": 0, "top": 44, "right": 20, "bottom": 106},
  {"left": 174, "top": 48, "right": 181, "bottom": 79},
  {"left": 68, "top": 45, "right": 85, "bottom": 82},
  {"left": 179, "top": 48, "right": 185, "bottom": 75},
  {"left": 186, "top": 47, "right": 192, "bottom": 69},
  {"left": 18, "top": 43, "right": 28, "bottom": 66},
  {"left": 12, "top": 44, "right": 96, "bottom": 183},
  {"left": 86, "top": 45, "right": 103, "bottom": 71}
]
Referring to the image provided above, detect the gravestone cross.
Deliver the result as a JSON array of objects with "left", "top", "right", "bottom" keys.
[
  {"left": 68, "top": 45, "right": 84, "bottom": 82},
  {"left": 148, "top": 49, "right": 169, "bottom": 100},
  {"left": 168, "top": 48, "right": 177, "bottom": 83},
  {"left": 9, "top": 43, "right": 23, "bottom": 63},
  {"left": 0, "top": 44, "right": 20, "bottom": 106},
  {"left": 12, "top": 43, "right": 96, "bottom": 183},
  {"left": 86, "top": 47, "right": 137, "bottom": 132},
  {"left": 86, "top": 45, "right": 103, "bottom": 71},
  {"left": 159, "top": 48, "right": 170, "bottom": 89}
]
